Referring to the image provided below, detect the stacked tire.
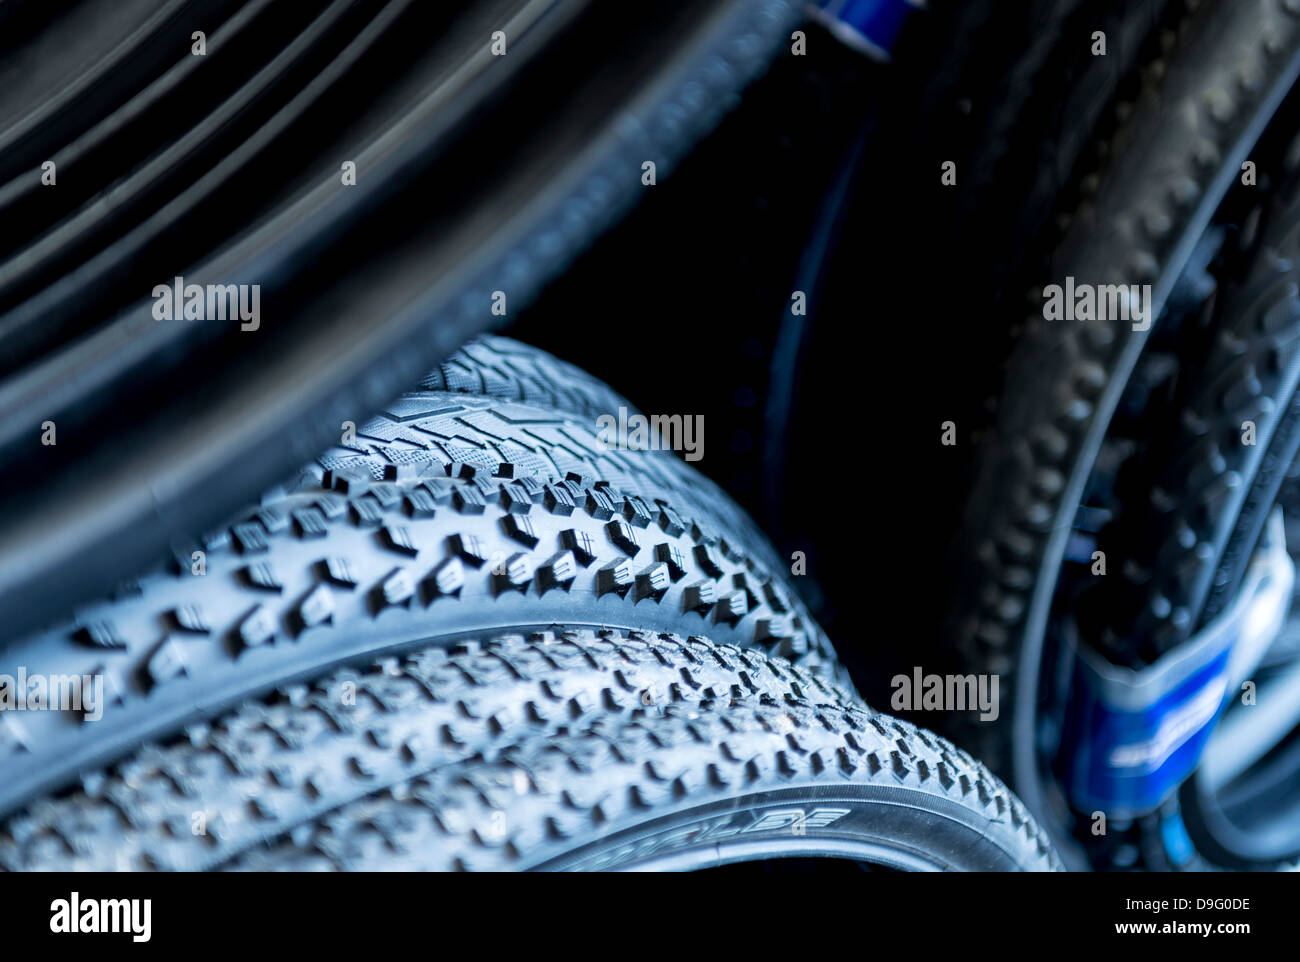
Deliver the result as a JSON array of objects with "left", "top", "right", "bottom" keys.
[{"left": 0, "top": 337, "right": 1057, "bottom": 871}]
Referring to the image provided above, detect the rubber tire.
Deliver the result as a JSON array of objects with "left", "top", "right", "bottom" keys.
[
  {"left": 0, "top": 0, "right": 808, "bottom": 643},
  {"left": 2, "top": 630, "right": 1060, "bottom": 872},
  {"left": 0, "top": 337, "right": 842, "bottom": 819},
  {"left": 1084, "top": 176, "right": 1300, "bottom": 664},
  {"left": 1080, "top": 155, "right": 1300, "bottom": 871},
  {"left": 945, "top": 0, "right": 1300, "bottom": 865}
]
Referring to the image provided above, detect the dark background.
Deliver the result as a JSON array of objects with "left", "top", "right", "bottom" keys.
[{"left": 515, "top": 14, "right": 1035, "bottom": 704}]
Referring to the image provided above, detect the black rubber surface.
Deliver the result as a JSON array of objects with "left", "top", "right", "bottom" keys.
[
  {"left": 2, "top": 630, "right": 1059, "bottom": 872},
  {"left": 1084, "top": 174, "right": 1300, "bottom": 666},
  {"left": 1078, "top": 136, "right": 1300, "bottom": 871},
  {"left": 0, "top": 337, "right": 843, "bottom": 820},
  {"left": 944, "top": 0, "right": 1300, "bottom": 866},
  {"left": 0, "top": 0, "right": 805, "bottom": 639}
]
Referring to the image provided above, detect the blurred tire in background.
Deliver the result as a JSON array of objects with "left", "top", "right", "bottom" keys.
[{"left": 0, "top": 0, "right": 802, "bottom": 637}]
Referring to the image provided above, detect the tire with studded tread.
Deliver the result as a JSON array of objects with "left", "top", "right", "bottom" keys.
[
  {"left": 232, "top": 676, "right": 1063, "bottom": 872},
  {"left": 945, "top": 0, "right": 1300, "bottom": 861},
  {"left": 411, "top": 335, "right": 634, "bottom": 427},
  {"left": 1073, "top": 143, "right": 1300, "bottom": 874},
  {"left": 1084, "top": 178, "right": 1300, "bottom": 666},
  {"left": 1, "top": 630, "right": 1060, "bottom": 872},
  {"left": 0, "top": 338, "right": 840, "bottom": 819}
]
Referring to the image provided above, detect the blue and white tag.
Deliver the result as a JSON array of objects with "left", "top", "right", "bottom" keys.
[{"left": 1055, "top": 512, "right": 1294, "bottom": 817}]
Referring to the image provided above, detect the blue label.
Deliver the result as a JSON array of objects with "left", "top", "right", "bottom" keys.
[
  {"left": 1055, "top": 647, "right": 1230, "bottom": 815},
  {"left": 809, "top": 0, "right": 921, "bottom": 59},
  {"left": 1054, "top": 510, "right": 1292, "bottom": 818}
]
